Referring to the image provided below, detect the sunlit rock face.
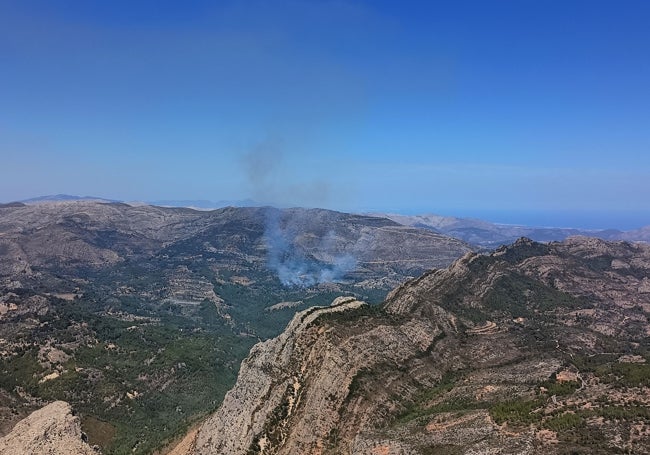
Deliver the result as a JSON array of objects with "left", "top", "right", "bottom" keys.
[
  {"left": 0, "top": 401, "right": 96, "bottom": 455},
  {"left": 181, "top": 237, "right": 650, "bottom": 455}
]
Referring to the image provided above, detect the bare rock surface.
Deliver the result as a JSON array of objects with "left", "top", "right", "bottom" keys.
[
  {"left": 193, "top": 297, "right": 371, "bottom": 454},
  {"left": 178, "top": 237, "right": 650, "bottom": 455},
  {"left": 0, "top": 401, "right": 96, "bottom": 455}
]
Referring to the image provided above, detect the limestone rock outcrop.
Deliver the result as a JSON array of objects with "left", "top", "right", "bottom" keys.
[
  {"left": 0, "top": 401, "right": 96, "bottom": 455},
  {"left": 176, "top": 237, "right": 650, "bottom": 454}
]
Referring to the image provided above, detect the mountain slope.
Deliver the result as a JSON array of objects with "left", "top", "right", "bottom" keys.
[
  {"left": 182, "top": 237, "right": 650, "bottom": 454},
  {"left": 0, "top": 201, "right": 472, "bottom": 454},
  {"left": 0, "top": 202, "right": 470, "bottom": 283}
]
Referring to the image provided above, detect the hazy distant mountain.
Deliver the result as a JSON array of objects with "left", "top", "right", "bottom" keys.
[
  {"left": 374, "top": 212, "right": 647, "bottom": 247},
  {"left": 618, "top": 225, "right": 650, "bottom": 242},
  {"left": 16, "top": 195, "right": 263, "bottom": 210},
  {"left": 0, "top": 202, "right": 26, "bottom": 208},
  {"left": 20, "top": 194, "right": 119, "bottom": 204},
  {"left": 13, "top": 196, "right": 648, "bottom": 246},
  {"left": 149, "top": 198, "right": 260, "bottom": 209}
]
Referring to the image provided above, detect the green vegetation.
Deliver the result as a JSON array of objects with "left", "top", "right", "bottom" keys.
[
  {"left": 431, "top": 268, "right": 588, "bottom": 325},
  {"left": 573, "top": 354, "right": 650, "bottom": 387},
  {"left": 597, "top": 362, "right": 650, "bottom": 387},
  {"left": 498, "top": 241, "right": 550, "bottom": 264},
  {"left": 0, "top": 348, "right": 44, "bottom": 393},
  {"left": 538, "top": 379, "right": 580, "bottom": 397},
  {"left": 593, "top": 404, "right": 650, "bottom": 420},
  {"left": 435, "top": 293, "right": 488, "bottom": 324},
  {"left": 484, "top": 273, "right": 587, "bottom": 319},
  {"left": 216, "top": 280, "right": 386, "bottom": 339},
  {"left": 489, "top": 398, "right": 543, "bottom": 426},
  {"left": 344, "top": 367, "right": 375, "bottom": 404},
  {"left": 315, "top": 301, "right": 392, "bottom": 326},
  {"left": 248, "top": 385, "right": 294, "bottom": 454},
  {"left": 583, "top": 254, "right": 614, "bottom": 273},
  {"left": 394, "top": 371, "right": 464, "bottom": 424},
  {"left": 265, "top": 393, "right": 291, "bottom": 445},
  {"left": 417, "top": 445, "right": 464, "bottom": 455},
  {"left": 543, "top": 412, "right": 584, "bottom": 432},
  {"left": 82, "top": 416, "right": 117, "bottom": 449},
  {"left": 26, "top": 298, "right": 255, "bottom": 454},
  {"left": 2, "top": 252, "right": 389, "bottom": 455}
]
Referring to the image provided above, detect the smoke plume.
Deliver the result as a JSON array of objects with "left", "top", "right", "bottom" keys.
[
  {"left": 240, "top": 138, "right": 356, "bottom": 286},
  {"left": 264, "top": 209, "right": 356, "bottom": 287},
  {"left": 240, "top": 137, "right": 332, "bottom": 208}
]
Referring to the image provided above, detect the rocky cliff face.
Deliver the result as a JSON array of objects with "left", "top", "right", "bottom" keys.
[
  {"left": 193, "top": 296, "right": 369, "bottom": 454},
  {"left": 0, "top": 401, "right": 96, "bottom": 455},
  {"left": 179, "top": 237, "right": 650, "bottom": 454}
]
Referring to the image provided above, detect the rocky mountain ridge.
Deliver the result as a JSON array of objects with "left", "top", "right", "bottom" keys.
[
  {"left": 0, "top": 202, "right": 471, "bottom": 284},
  {"left": 4, "top": 236, "right": 649, "bottom": 454},
  {"left": 174, "top": 236, "right": 650, "bottom": 454}
]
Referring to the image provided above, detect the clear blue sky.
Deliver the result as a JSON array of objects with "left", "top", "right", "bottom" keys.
[{"left": 1, "top": 0, "right": 649, "bottom": 228}]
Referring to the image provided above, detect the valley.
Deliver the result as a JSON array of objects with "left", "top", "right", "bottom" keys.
[
  {"left": 0, "top": 201, "right": 471, "bottom": 454},
  {"left": 1, "top": 201, "right": 648, "bottom": 454},
  {"left": 4, "top": 2, "right": 648, "bottom": 453}
]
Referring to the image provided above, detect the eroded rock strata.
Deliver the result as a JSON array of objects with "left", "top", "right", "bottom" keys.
[{"left": 181, "top": 237, "right": 650, "bottom": 454}]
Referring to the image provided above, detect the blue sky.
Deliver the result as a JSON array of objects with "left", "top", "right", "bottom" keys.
[{"left": 1, "top": 0, "right": 649, "bottom": 228}]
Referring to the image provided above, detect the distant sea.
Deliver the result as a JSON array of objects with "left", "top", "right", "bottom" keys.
[{"left": 447, "top": 210, "right": 648, "bottom": 231}]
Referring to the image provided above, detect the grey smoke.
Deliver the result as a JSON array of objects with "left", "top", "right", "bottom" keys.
[
  {"left": 241, "top": 137, "right": 284, "bottom": 202},
  {"left": 241, "top": 138, "right": 355, "bottom": 286},
  {"left": 264, "top": 209, "right": 357, "bottom": 287},
  {"left": 242, "top": 138, "right": 283, "bottom": 186},
  {"left": 240, "top": 137, "right": 332, "bottom": 208}
]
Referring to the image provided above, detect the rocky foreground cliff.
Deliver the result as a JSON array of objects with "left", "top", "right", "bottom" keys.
[
  {"left": 176, "top": 237, "right": 650, "bottom": 454},
  {"left": 0, "top": 401, "right": 95, "bottom": 455}
]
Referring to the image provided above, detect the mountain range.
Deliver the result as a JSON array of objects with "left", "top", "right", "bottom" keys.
[
  {"left": 0, "top": 201, "right": 470, "bottom": 453},
  {"left": 0, "top": 199, "right": 648, "bottom": 454},
  {"left": 3, "top": 235, "right": 649, "bottom": 454},
  {"left": 373, "top": 212, "right": 650, "bottom": 247},
  {"left": 14, "top": 195, "right": 650, "bottom": 247}
]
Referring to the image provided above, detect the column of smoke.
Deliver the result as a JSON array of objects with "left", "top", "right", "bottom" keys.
[
  {"left": 264, "top": 209, "right": 356, "bottom": 287},
  {"left": 241, "top": 138, "right": 357, "bottom": 287}
]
